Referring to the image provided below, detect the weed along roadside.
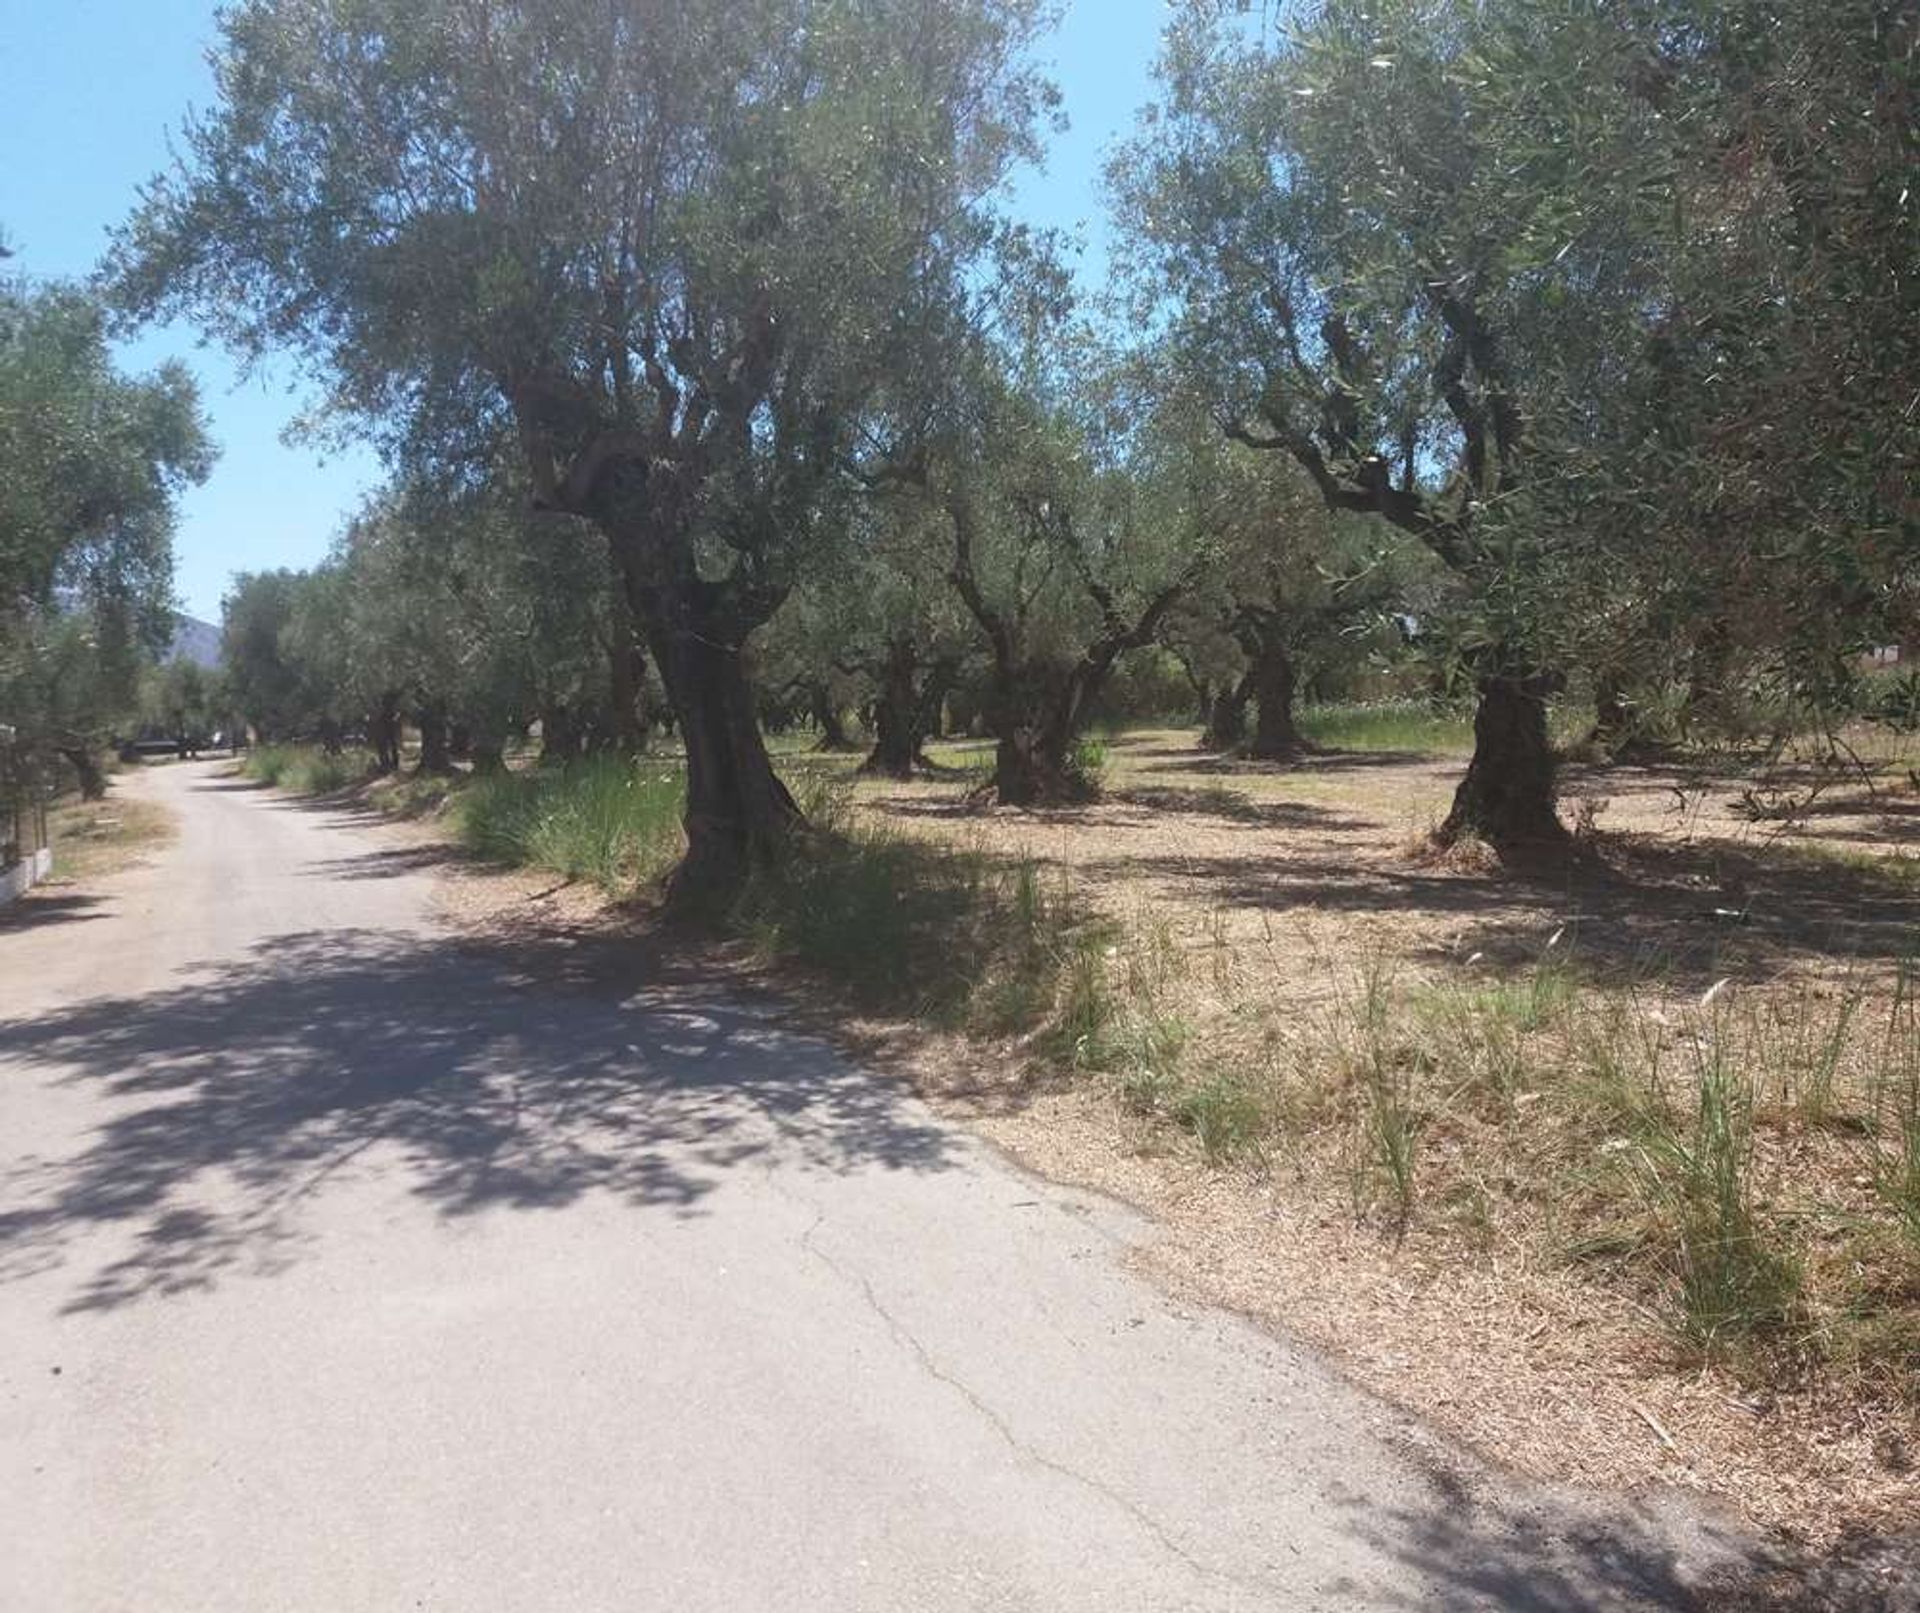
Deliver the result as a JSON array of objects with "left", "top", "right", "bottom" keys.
[{"left": 239, "top": 721, "right": 1920, "bottom": 1549}]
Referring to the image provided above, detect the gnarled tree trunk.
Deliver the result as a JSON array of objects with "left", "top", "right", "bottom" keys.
[
  {"left": 550, "top": 438, "right": 808, "bottom": 905},
  {"left": 650, "top": 615, "right": 802, "bottom": 905},
  {"left": 370, "top": 692, "right": 402, "bottom": 774},
  {"left": 859, "top": 639, "right": 952, "bottom": 779},
  {"left": 1245, "top": 639, "right": 1303, "bottom": 759},
  {"left": 991, "top": 723, "right": 1077, "bottom": 807},
  {"left": 1228, "top": 607, "right": 1307, "bottom": 760},
  {"left": 1201, "top": 677, "right": 1250, "bottom": 751},
  {"left": 808, "top": 682, "right": 859, "bottom": 753},
  {"left": 58, "top": 745, "right": 107, "bottom": 801},
  {"left": 605, "top": 588, "right": 652, "bottom": 752},
  {"left": 1437, "top": 670, "right": 1565, "bottom": 851},
  {"left": 415, "top": 706, "right": 452, "bottom": 775},
  {"left": 983, "top": 657, "right": 1105, "bottom": 806}
]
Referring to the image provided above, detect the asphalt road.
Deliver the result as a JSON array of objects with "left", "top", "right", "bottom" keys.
[{"left": 0, "top": 761, "right": 1760, "bottom": 1611}]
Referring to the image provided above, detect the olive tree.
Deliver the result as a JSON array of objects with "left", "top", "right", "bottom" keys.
[
  {"left": 1126, "top": 0, "right": 1919, "bottom": 841},
  {"left": 759, "top": 493, "right": 973, "bottom": 778},
  {"left": 0, "top": 271, "right": 211, "bottom": 792},
  {"left": 1165, "top": 437, "right": 1419, "bottom": 759},
  {"left": 931, "top": 349, "right": 1203, "bottom": 805},
  {"left": 114, "top": 0, "right": 1055, "bottom": 900},
  {"left": 1120, "top": 0, "right": 1680, "bottom": 849}
]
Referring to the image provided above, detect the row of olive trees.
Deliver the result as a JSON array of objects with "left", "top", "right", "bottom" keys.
[
  {"left": 749, "top": 330, "right": 1418, "bottom": 800},
  {"left": 0, "top": 263, "right": 212, "bottom": 795},
  {"left": 219, "top": 477, "right": 641, "bottom": 770},
  {"left": 105, "top": 0, "right": 1915, "bottom": 894}
]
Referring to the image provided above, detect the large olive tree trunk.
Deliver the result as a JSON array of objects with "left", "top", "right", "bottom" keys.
[
  {"left": 989, "top": 711, "right": 1081, "bottom": 806},
  {"left": 1437, "top": 671, "right": 1565, "bottom": 850},
  {"left": 1201, "top": 676, "right": 1251, "bottom": 751},
  {"left": 859, "top": 639, "right": 953, "bottom": 780},
  {"left": 1245, "top": 639, "right": 1304, "bottom": 759},
  {"left": 58, "top": 745, "right": 107, "bottom": 801},
  {"left": 649, "top": 614, "right": 802, "bottom": 903},
  {"left": 532, "top": 427, "right": 808, "bottom": 907},
  {"left": 604, "top": 587, "right": 652, "bottom": 752},
  {"left": 415, "top": 705, "right": 452, "bottom": 775}
]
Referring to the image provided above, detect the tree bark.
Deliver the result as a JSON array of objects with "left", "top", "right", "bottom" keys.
[
  {"left": 370, "top": 692, "right": 402, "bottom": 774},
  {"left": 809, "top": 683, "right": 859, "bottom": 753},
  {"left": 605, "top": 588, "right": 652, "bottom": 752},
  {"left": 415, "top": 707, "right": 452, "bottom": 775},
  {"left": 58, "top": 746, "right": 107, "bottom": 801},
  {"left": 861, "top": 659, "right": 921, "bottom": 778},
  {"left": 651, "top": 619, "right": 803, "bottom": 905},
  {"left": 1245, "top": 639, "right": 1304, "bottom": 758},
  {"left": 859, "top": 639, "right": 951, "bottom": 779},
  {"left": 557, "top": 455, "right": 804, "bottom": 902},
  {"left": 1201, "top": 679, "right": 1250, "bottom": 751},
  {"left": 983, "top": 655, "right": 1103, "bottom": 806},
  {"left": 1437, "top": 671, "right": 1566, "bottom": 851},
  {"left": 991, "top": 725, "right": 1077, "bottom": 806}
]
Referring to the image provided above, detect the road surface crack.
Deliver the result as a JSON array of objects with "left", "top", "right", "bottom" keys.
[{"left": 789, "top": 1195, "right": 1273, "bottom": 1602}]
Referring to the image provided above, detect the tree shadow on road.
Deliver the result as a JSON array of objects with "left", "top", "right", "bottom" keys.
[
  {"left": 0, "top": 892, "right": 110, "bottom": 933},
  {"left": 1329, "top": 1449, "right": 1920, "bottom": 1611},
  {"left": 0, "top": 927, "right": 959, "bottom": 1313}
]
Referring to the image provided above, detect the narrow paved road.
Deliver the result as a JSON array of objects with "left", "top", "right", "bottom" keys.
[{"left": 1, "top": 762, "right": 1752, "bottom": 1611}]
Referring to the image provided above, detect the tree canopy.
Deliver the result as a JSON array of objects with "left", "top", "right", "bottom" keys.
[
  {"left": 114, "top": 0, "right": 1059, "bottom": 896},
  {"left": 0, "top": 269, "right": 212, "bottom": 792}
]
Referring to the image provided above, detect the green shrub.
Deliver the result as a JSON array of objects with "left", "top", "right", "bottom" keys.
[
  {"left": 1065, "top": 732, "right": 1109, "bottom": 793},
  {"left": 243, "top": 744, "right": 373, "bottom": 793},
  {"left": 731, "top": 824, "right": 1089, "bottom": 1027},
  {"left": 454, "top": 756, "right": 684, "bottom": 891},
  {"left": 1171, "top": 1072, "right": 1264, "bottom": 1164}
]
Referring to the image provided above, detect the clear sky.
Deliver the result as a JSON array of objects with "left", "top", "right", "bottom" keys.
[{"left": 0, "top": 0, "right": 1171, "bottom": 625}]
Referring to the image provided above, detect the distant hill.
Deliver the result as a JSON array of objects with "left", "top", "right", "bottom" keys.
[{"left": 166, "top": 613, "right": 223, "bottom": 669}]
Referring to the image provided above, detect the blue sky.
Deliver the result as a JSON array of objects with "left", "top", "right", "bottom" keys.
[{"left": 0, "top": 0, "right": 1171, "bottom": 624}]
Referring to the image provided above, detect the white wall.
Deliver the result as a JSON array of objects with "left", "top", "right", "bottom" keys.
[{"left": 0, "top": 846, "right": 53, "bottom": 907}]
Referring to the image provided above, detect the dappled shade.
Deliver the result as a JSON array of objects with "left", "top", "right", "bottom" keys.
[{"left": 0, "top": 928, "right": 958, "bottom": 1313}]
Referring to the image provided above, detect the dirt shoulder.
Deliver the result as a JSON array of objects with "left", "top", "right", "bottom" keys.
[{"left": 1, "top": 767, "right": 178, "bottom": 931}]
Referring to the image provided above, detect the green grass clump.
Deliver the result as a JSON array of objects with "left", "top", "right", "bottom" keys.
[
  {"left": 1637, "top": 1039, "right": 1804, "bottom": 1355},
  {"left": 731, "top": 815, "right": 1093, "bottom": 1029},
  {"left": 244, "top": 744, "right": 374, "bottom": 793},
  {"left": 1170, "top": 1072, "right": 1266, "bottom": 1165},
  {"left": 454, "top": 755, "right": 685, "bottom": 891},
  {"left": 1297, "top": 698, "right": 1474, "bottom": 754}
]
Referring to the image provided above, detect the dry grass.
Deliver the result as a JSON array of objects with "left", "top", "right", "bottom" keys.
[
  {"left": 46, "top": 784, "right": 176, "bottom": 884},
  {"left": 830, "top": 724, "right": 1920, "bottom": 1541}
]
